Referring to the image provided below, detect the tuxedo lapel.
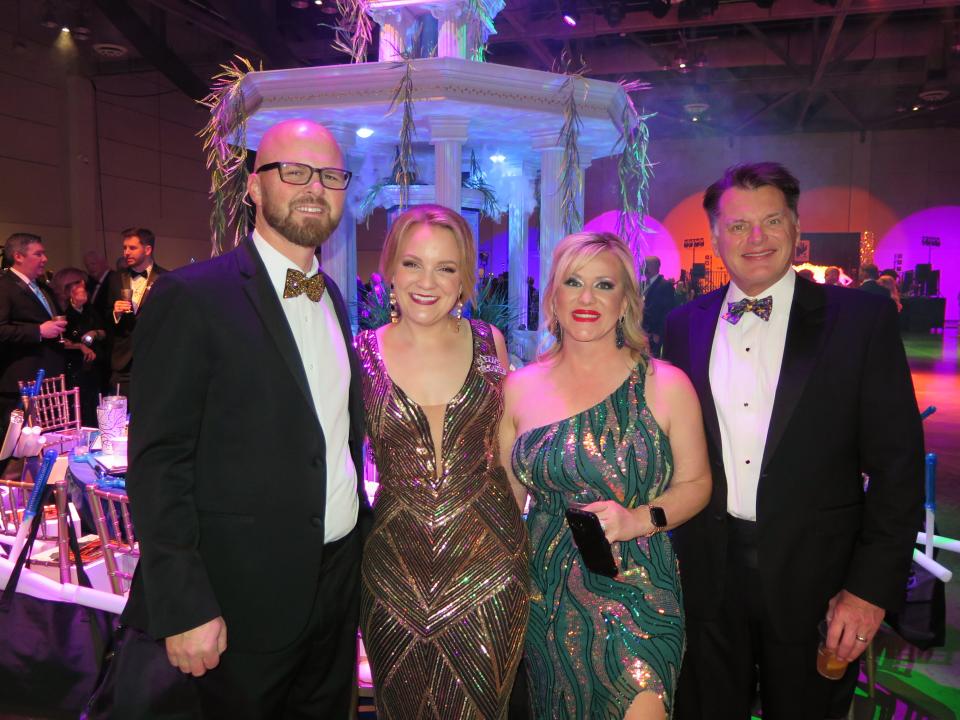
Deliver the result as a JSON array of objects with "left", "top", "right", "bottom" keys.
[
  {"left": 689, "top": 288, "right": 725, "bottom": 454},
  {"left": 237, "top": 239, "right": 315, "bottom": 420},
  {"left": 760, "top": 279, "right": 834, "bottom": 470},
  {"left": 137, "top": 267, "right": 162, "bottom": 312},
  {"left": 10, "top": 274, "right": 53, "bottom": 317}
]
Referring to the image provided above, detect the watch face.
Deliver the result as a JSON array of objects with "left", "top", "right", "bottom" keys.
[{"left": 650, "top": 506, "right": 667, "bottom": 528}]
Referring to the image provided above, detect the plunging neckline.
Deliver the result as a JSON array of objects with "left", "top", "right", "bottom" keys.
[{"left": 371, "top": 322, "right": 479, "bottom": 479}]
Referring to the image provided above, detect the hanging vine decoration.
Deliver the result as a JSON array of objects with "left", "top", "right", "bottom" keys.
[
  {"left": 386, "top": 53, "right": 420, "bottom": 210},
  {"left": 557, "top": 53, "right": 588, "bottom": 235},
  {"left": 198, "top": 56, "right": 260, "bottom": 257},
  {"left": 332, "top": 0, "right": 373, "bottom": 63},
  {"left": 464, "top": 0, "right": 496, "bottom": 62},
  {"left": 614, "top": 80, "right": 655, "bottom": 258},
  {"left": 463, "top": 149, "right": 502, "bottom": 220}
]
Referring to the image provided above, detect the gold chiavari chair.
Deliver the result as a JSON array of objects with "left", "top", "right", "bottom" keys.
[
  {"left": 84, "top": 484, "right": 138, "bottom": 595},
  {"left": 17, "top": 374, "right": 81, "bottom": 434}
]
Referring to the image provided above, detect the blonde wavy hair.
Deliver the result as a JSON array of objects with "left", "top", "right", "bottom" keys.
[
  {"left": 538, "top": 231, "right": 650, "bottom": 365},
  {"left": 379, "top": 204, "right": 478, "bottom": 308}
]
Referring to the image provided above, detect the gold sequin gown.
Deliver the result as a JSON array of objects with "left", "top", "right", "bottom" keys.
[
  {"left": 512, "top": 364, "right": 683, "bottom": 719},
  {"left": 356, "top": 320, "right": 529, "bottom": 719}
]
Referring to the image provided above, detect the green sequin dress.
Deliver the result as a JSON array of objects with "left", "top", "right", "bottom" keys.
[{"left": 511, "top": 364, "right": 683, "bottom": 719}]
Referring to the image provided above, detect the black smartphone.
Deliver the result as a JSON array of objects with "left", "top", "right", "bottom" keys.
[{"left": 565, "top": 507, "right": 618, "bottom": 577}]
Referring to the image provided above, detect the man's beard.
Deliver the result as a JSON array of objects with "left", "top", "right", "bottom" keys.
[{"left": 262, "top": 190, "right": 342, "bottom": 248}]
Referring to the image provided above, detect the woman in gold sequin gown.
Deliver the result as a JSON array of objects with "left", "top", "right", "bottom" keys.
[
  {"left": 499, "top": 232, "right": 711, "bottom": 720},
  {"left": 356, "top": 205, "right": 529, "bottom": 719}
]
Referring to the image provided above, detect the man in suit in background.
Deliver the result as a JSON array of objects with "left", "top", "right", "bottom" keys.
[
  {"left": 663, "top": 163, "right": 923, "bottom": 719},
  {"left": 641, "top": 255, "right": 674, "bottom": 356},
  {"left": 83, "top": 250, "right": 113, "bottom": 320},
  {"left": 0, "top": 233, "right": 66, "bottom": 440},
  {"left": 105, "top": 228, "right": 166, "bottom": 395},
  {"left": 858, "top": 263, "right": 891, "bottom": 299},
  {"left": 120, "top": 119, "right": 370, "bottom": 718}
]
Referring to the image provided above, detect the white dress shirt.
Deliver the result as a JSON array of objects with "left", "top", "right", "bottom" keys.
[
  {"left": 709, "top": 269, "right": 796, "bottom": 521},
  {"left": 130, "top": 262, "right": 154, "bottom": 312},
  {"left": 253, "top": 231, "right": 358, "bottom": 542}
]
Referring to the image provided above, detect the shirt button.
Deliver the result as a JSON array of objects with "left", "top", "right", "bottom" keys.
[
  {"left": 745, "top": 459, "right": 751, "bottom": 464},
  {"left": 743, "top": 402, "right": 749, "bottom": 407},
  {"left": 745, "top": 347, "right": 751, "bottom": 352},
  {"left": 311, "top": 516, "right": 323, "bottom": 528}
]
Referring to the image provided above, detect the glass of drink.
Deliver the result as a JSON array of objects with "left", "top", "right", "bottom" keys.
[
  {"left": 816, "top": 620, "right": 849, "bottom": 680},
  {"left": 119, "top": 288, "right": 133, "bottom": 312},
  {"left": 52, "top": 314, "right": 66, "bottom": 343}
]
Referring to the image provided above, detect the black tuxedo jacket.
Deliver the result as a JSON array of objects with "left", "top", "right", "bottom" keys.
[
  {"left": 0, "top": 270, "right": 64, "bottom": 394},
  {"left": 662, "top": 276, "right": 923, "bottom": 641},
  {"left": 86, "top": 270, "right": 114, "bottom": 322},
  {"left": 859, "top": 279, "right": 892, "bottom": 299},
  {"left": 121, "top": 239, "right": 372, "bottom": 652},
  {"left": 642, "top": 275, "right": 676, "bottom": 337},
  {"left": 106, "top": 265, "right": 167, "bottom": 374}
]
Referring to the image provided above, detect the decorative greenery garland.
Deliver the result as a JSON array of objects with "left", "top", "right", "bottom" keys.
[
  {"left": 198, "top": 56, "right": 259, "bottom": 257},
  {"left": 615, "top": 80, "right": 655, "bottom": 258},
  {"left": 332, "top": 0, "right": 374, "bottom": 64}
]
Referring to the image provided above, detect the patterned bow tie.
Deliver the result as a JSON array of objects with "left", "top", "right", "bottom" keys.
[
  {"left": 722, "top": 296, "right": 773, "bottom": 325},
  {"left": 283, "top": 268, "right": 325, "bottom": 302}
]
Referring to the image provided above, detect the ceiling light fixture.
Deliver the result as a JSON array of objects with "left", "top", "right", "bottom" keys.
[
  {"left": 490, "top": 153, "right": 506, "bottom": 163},
  {"left": 356, "top": 127, "right": 375, "bottom": 138},
  {"left": 561, "top": 1, "right": 580, "bottom": 27}
]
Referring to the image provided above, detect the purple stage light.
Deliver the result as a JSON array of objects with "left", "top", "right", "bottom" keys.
[{"left": 562, "top": 13, "right": 578, "bottom": 26}]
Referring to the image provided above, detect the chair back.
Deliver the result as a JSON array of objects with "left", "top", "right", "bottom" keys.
[
  {"left": 0, "top": 477, "right": 62, "bottom": 543},
  {"left": 17, "top": 374, "right": 81, "bottom": 433},
  {"left": 84, "top": 484, "right": 138, "bottom": 595}
]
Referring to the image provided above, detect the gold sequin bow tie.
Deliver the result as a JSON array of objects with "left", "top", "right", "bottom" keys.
[
  {"left": 283, "top": 268, "right": 326, "bottom": 302},
  {"left": 722, "top": 296, "right": 772, "bottom": 325}
]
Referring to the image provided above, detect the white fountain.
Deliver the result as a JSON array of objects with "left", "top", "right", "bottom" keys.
[{"left": 235, "top": 0, "right": 630, "bottom": 331}]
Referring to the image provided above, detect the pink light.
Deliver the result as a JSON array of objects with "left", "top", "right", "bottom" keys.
[{"left": 562, "top": 13, "right": 578, "bottom": 26}]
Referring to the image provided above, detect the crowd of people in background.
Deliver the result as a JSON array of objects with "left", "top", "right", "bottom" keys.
[{"left": 0, "top": 228, "right": 163, "bottom": 445}]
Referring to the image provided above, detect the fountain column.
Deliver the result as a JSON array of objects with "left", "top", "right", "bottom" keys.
[
  {"left": 369, "top": 6, "right": 416, "bottom": 62},
  {"left": 429, "top": 116, "right": 469, "bottom": 212},
  {"left": 533, "top": 130, "right": 564, "bottom": 297},
  {"left": 507, "top": 162, "right": 533, "bottom": 334},
  {"left": 322, "top": 123, "right": 359, "bottom": 328}
]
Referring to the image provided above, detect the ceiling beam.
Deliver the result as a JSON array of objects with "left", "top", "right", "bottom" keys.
[
  {"left": 93, "top": 0, "right": 208, "bottom": 99},
  {"left": 489, "top": 0, "right": 960, "bottom": 45},
  {"left": 824, "top": 89, "right": 867, "bottom": 129},
  {"left": 742, "top": 23, "right": 803, "bottom": 75},
  {"left": 501, "top": 10, "right": 555, "bottom": 70},
  {"left": 139, "top": 0, "right": 260, "bottom": 57},
  {"left": 206, "top": 0, "right": 303, "bottom": 69},
  {"left": 736, "top": 90, "right": 801, "bottom": 133},
  {"left": 832, "top": 12, "right": 892, "bottom": 64},
  {"left": 796, "top": 0, "right": 854, "bottom": 129}
]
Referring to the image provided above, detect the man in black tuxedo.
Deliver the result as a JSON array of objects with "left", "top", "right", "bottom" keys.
[
  {"left": 0, "top": 233, "right": 66, "bottom": 438},
  {"left": 641, "top": 255, "right": 674, "bottom": 357},
  {"left": 121, "top": 119, "right": 370, "bottom": 718},
  {"left": 858, "top": 263, "right": 892, "bottom": 299},
  {"left": 663, "top": 163, "right": 923, "bottom": 719},
  {"left": 105, "top": 228, "right": 166, "bottom": 395},
  {"left": 83, "top": 250, "right": 113, "bottom": 319}
]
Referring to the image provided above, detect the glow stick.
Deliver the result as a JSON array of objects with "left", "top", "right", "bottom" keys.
[{"left": 8, "top": 449, "right": 58, "bottom": 560}]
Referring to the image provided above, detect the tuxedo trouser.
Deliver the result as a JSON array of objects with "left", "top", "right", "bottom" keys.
[
  {"left": 674, "top": 517, "right": 858, "bottom": 720},
  {"left": 196, "top": 528, "right": 361, "bottom": 720}
]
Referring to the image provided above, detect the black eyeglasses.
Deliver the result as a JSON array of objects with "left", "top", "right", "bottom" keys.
[{"left": 256, "top": 162, "right": 352, "bottom": 190}]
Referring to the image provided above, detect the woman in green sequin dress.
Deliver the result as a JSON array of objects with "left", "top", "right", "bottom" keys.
[{"left": 499, "top": 233, "right": 711, "bottom": 720}]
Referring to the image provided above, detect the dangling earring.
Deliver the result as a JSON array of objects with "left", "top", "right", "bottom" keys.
[
  {"left": 453, "top": 300, "right": 464, "bottom": 332},
  {"left": 552, "top": 319, "right": 563, "bottom": 344},
  {"left": 389, "top": 284, "right": 399, "bottom": 324},
  {"left": 615, "top": 317, "right": 626, "bottom": 349}
]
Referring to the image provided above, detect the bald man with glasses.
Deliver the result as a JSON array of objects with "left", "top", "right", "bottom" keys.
[{"left": 114, "top": 120, "right": 371, "bottom": 718}]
